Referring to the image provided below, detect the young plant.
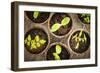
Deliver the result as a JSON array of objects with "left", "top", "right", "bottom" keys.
[
  {"left": 80, "top": 14, "right": 90, "bottom": 24},
  {"left": 24, "top": 35, "right": 31, "bottom": 46},
  {"left": 33, "top": 11, "right": 39, "bottom": 19},
  {"left": 24, "top": 35, "right": 46, "bottom": 49},
  {"left": 53, "top": 45, "right": 62, "bottom": 60},
  {"left": 50, "top": 17, "right": 70, "bottom": 32},
  {"left": 72, "top": 30, "right": 87, "bottom": 49}
]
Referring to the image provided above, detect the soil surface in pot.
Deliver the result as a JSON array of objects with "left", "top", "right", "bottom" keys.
[
  {"left": 46, "top": 44, "right": 70, "bottom": 60},
  {"left": 69, "top": 30, "right": 90, "bottom": 53},
  {"left": 24, "top": 28, "right": 48, "bottom": 54},
  {"left": 50, "top": 13, "right": 72, "bottom": 36},
  {"left": 25, "top": 11, "right": 50, "bottom": 23},
  {"left": 78, "top": 14, "right": 90, "bottom": 24}
]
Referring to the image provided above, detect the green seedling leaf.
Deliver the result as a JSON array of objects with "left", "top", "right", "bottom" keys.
[
  {"left": 84, "top": 17, "right": 90, "bottom": 23},
  {"left": 82, "top": 38, "right": 85, "bottom": 43},
  {"left": 61, "top": 17, "right": 70, "bottom": 26},
  {"left": 35, "top": 35, "right": 40, "bottom": 42},
  {"left": 50, "top": 23, "right": 61, "bottom": 32},
  {"left": 31, "top": 43, "right": 37, "bottom": 49},
  {"left": 84, "top": 34, "right": 87, "bottom": 43},
  {"left": 79, "top": 30, "right": 83, "bottom": 37},
  {"left": 75, "top": 42, "right": 79, "bottom": 49},
  {"left": 72, "top": 34, "right": 78, "bottom": 39},
  {"left": 33, "top": 11, "right": 39, "bottom": 19},
  {"left": 53, "top": 53, "right": 61, "bottom": 60},
  {"left": 40, "top": 39, "right": 46, "bottom": 44},
  {"left": 56, "top": 45, "right": 62, "bottom": 54},
  {"left": 75, "top": 37, "right": 78, "bottom": 42},
  {"left": 27, "top": 35, "right": 31, "bottom": 41},
  {"left": 24, "top": 38, "right": 27, "bottom": 44},
  {"left": 27, "top": 41, "right": 30, "bottom": 46},
  {"left": 31, "top": 40, "right": 35, "bottom": 45},
  {"left": 79, "top": 38, "right": 81, "bottom": 42},
  {"left": 36, "top": 42, "right": 41, "bottom": 47},
  {"left": 81, "top": 14, "right": 85, "bottom": 17}
]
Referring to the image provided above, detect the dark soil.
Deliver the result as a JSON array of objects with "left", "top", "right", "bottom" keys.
[
  {"left": 46, "top": 44, "right": 70, "bottom": 60},
  {"left": 25, "top": 11, "right": 50, "bottom": 23},
  {"left": 69, "top": 30, "right": 90, "bottom": 53},
  {"left": 24, "top": 28, "right": 48, "bottom": 54},
  {"left": 78, "top": 14, "right": 90, "bottom": 24},
  {"left": 50, "top": 13, "right": 72, "bottom": 36}
]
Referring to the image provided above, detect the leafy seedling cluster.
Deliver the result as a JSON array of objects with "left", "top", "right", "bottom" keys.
[
  {"left": 25, "top": 35, "right": 46, "bottom": 49},
  {"left": 50, "top": 17, "right": 70, "bottom": 32},
  {"left": 33, "top": 11, "right": 39, "bottom": 19},
  {"left": 72, "top": 30, "right": 87, "bottom": 49},
  {"left": 80, "top": 14, "right": 90, "bottom": 24},
  {"left": 52, "top": 45, "right": 62, "bottom": 60}
]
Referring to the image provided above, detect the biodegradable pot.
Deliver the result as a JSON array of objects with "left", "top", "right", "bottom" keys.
[
  {"left": 25, "top": 11, "right": 50, "bottom": 24},
  {"left": 24, "top": 27, "right": 49, "bottom": 54},
  {"left": 48, "top": 13, "right": 72, "bottom": 37},
  {"left": 68, "top": 29, "right": 90, "bottom": 53},
  {"left": 78, "top": 14, "right": 90, "bottom": 24},
  {"left": 46, "top": 43, "right": 70, "bottom": 60}
]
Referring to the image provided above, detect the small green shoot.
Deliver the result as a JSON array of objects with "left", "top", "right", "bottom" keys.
[
  {"left": 40, "top": 40, "right": 46, "bottom": 44},
  {"left": 53, "top": 53, "right": 61, "bottom": 60},
  {"left": 33, "top": 11, "right": 39, "bottom": 19},
  {"left": 61, "top": 17, "right": 70, "bottom": 26},
  {"left": 24, "top": 35, "right": 46, "bottom": 49},
  {"left": 84, "top": 34, "right": 87, "bottom": 43},
  {"left": 50, "top": 17, "right": 70, "bottom": 32},
  {"left": 52, "top": 45, "right": 62, "bottom": 60},
  {"left": 75, "top": 42, "right": 79, "bottom": 49},
  {"left": 35, "top": 35, "right": 39, "bottom": 42},
  {"left": 71, "top": 30, "right": 87, "bottom": 49},
  {"left": 80, "top": 14, "right": 90, "bottom": 24},
  {"left": 56, "top": 45, "right": 62, "bottom": 54},
  {"left": 79, "top": 30, "right": 82, "bottom": 37},
  {"left": 50, "top": 23, "right": 61, "bottom": 32}
]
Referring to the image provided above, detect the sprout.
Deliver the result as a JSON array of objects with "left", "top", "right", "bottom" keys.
[
  {"left": 24, "top": 35, "right": 46, "bottom": 49},
  {"left": 52, "top": 45, "right": 62, "bottom": 60},
  {"left": 24, "top": 35, "right": 31, "bottom": 46},
  {"left": 50, "top": 17, "right": 70, "bottom": 32},
  {"left": 80, "top": 14, "right": 90, "bottom": 24},
  {"left": 50, "top": 23, "right": 61, "bottom": 32},
  {"left": 79, "top": 30, "right": 82, "bottom": 37},
  {"left": 61, "top": 17, "right": 70, "bottom": 26},
  {"left": 35, "top": 35, "right": 39, "bottom": 42},
  {"left": 56, "top": 45, "right": 62, "bottom": 54},
  {"left": 71, "top": 30, "right": 87, "bottom": 49},
  {"left": 84, "top": 34, "right": 87, "bottom": 43},
  {"left": 27, "top": 35, "right": 31, "bottom": 41},
  {"left": 27, "top": 41, "right": 30, "bottom": 46},
  {"left": 75, "top": 42, "right": 79, "bottom": 49},
  {"left": 53, "top": 53, "right": 61, "bottom": 60},
  {"left": 40, "top": 40, "right": 46, "bottom": 44},
  {"left": 33, "top": 11, "right": 39, "bottom": 19}
]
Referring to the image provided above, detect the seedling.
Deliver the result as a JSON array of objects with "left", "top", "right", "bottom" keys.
[
  {"left": 80, "top": 14, "right": 90, "bottom": 24},
  {"left": 50, "top": 17, "right": 70, "bottom": 32},
  {"left": 33, "top": 11, "right": 39, "bottom": 19},
  {"left": 25, "top": 35, "right": 46, "bottom": 49},
  {"left": 72, "top": 30, "right": 87, "bottom": 49},
  {"left": 53, "top": 45, "right": 62, "bottom": 60}
]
